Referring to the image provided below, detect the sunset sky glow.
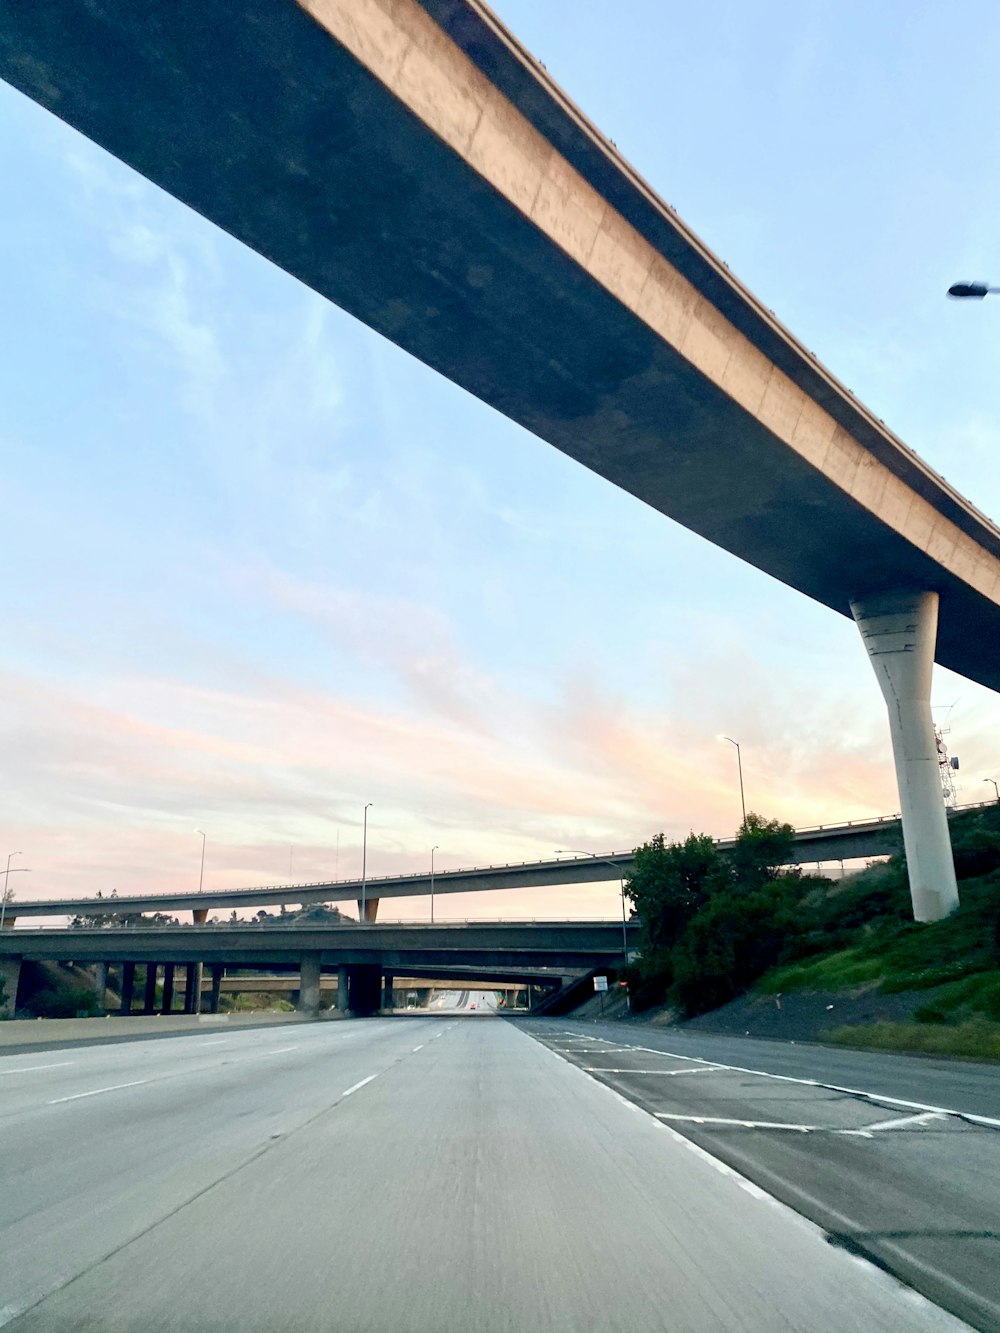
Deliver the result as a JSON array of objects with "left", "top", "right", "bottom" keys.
[{"left": 3, "top": 0, "right": 1000, "bottom": 922}]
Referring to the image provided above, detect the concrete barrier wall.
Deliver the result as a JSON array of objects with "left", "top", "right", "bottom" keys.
[{"left": 0, "top": 1010, "right": 314, "bottom": 1050}]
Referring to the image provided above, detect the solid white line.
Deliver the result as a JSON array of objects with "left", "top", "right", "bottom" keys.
[
  {"left": 655, "top": 1112, "right": 815, "bottom": 1131},
  {"left": 342, "top": 1074, "right": 377, "bottom": 1098},
  {"left": 0, "top": 1062, "right": 74, "bottom": 1075},
  {"left": 583, "top": 1066, "right": 724, "bottom": 1076},
  {"left": 49, "top": 1079, "right": 148, "bottom": 1104},
  {"left": 863, "top": 1110, "right": 949, "bottom": 1132},
  {"left": 618, "top": 1043, "right": 1000, "bottom": 1129},
  {"left": 546, "top": 1033, "right": 985, "bottom": 1327}
]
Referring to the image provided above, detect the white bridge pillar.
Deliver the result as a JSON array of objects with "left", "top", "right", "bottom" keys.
[{"left": 851, "top": 590, "right": 958, "bottom": 922}]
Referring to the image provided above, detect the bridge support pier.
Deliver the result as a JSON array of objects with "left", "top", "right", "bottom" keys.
[
  {"left": 161, "top": 963, "right": 175, "bottom": 1014},
  {"left": 297, "top": 954, "right": 322, "bottom": 1016},
  {"left": 192, "top": 908, "right": 209, "bottom": 925},
  {"left": 0, "top": 955, "right": 21, "bottom": 1017},
  {"left": 209, "top": 964, "right": 223, "bottom": 1015},
  {"left": 184, "top": 962, "right": 202, "bottom": 1014},
  {"left": 93, "top": 961, "right": 108, "bottom": 1013},
  {"left": 348, "top": 964, "right": 382, "bottom": 1016},
  {"left": 852, "top": 590, "right": 959, "bottom": 922},
  {"left": 382, "top": 970, "right": 395, "bottom": 1011},
  {"left": 143, "top": 963, "right": 158, "bottom": 1014},
  {"left": 357, "top": 897, "right": 380, "bottom": 923},
  {"left": 120, "top": 961, "right": 136, "bottom": 1015},
  {"left": 336, "top": 965, "right": 349, "bottom": 1012}
]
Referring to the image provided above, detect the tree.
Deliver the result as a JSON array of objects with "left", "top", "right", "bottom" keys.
[
  {"left": 626, "top": 832, "right": 732, "bottom": 953},
  {"left": 730, "top": 813, "right": 796, "bottom": 891}
]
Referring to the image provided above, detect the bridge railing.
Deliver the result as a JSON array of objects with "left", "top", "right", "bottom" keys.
[{"left": 11, "top": 798, "right": 996, "bottom": 912}]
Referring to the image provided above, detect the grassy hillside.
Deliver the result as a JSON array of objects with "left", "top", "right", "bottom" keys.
[
  {"left": 756, "top": 808, "right": 1000, "bottom": 1059},
  {"left": 626, "top": 804, "right": 1000, "bottom": 1060}
]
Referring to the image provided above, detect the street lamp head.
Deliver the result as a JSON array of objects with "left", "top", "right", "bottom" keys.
[
  {"left": 947, "top": 281, "right": 995, "bottom": 299},
  {"left": 194, "top": 828, "right": 205, "bottom": 836}
]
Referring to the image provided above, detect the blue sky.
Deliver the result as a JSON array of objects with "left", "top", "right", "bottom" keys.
[{"left": 2, "top": 0, "right": 1000, "bottom": 919}]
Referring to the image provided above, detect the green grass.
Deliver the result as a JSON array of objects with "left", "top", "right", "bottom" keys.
[
  {"left": 759, "top": 949, "right": 884, "bottom": 992},
  {"left": 821, "top": 1019, "right": 1000, "bottom": 1062}
]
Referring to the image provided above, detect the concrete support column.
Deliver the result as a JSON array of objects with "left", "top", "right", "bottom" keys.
[
  {"left": 120, "top": 961, "right": 136, "bottom": 1015},
  {"left": 209, "top": 964, "right": 224, "bottom": 1015},
  {"left": 143, "top": 963, "right": 158, "bottom": 1014},
  {"left": 297, "top": 953, "right": 322, "bottom": 1016},
  {"left": 851, "top": 590, "right": 959, "bottom": 922},
  {"left": 357, "top": 897, "right": 380, "bottom": 923},
  {"left": 382, "top": 970, "right": 395, "bottom": 1011},
  {"left": 0, "top": 955, "right": 21, "bottom": 1018},
  {"left": 161, "top": 963, "right": 175, "bottom": 1014},
  {"left": 336, "top": 965, "right": 349, "bottom": 1012},
  {"left": 192, "top": 908, "right": 209, "bottom": 925},
  {"left": 93, "top": 961, "right": 108, "bottom": 1012},
  {"left": 347, "top": 964, "right": 382, "bottom": 1016},
  {"left": 184, "top": 962, "right": 203, "bottom": 1014}
]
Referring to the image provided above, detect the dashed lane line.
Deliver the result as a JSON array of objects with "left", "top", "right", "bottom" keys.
[
  {"left": 0, "top": 1062, "right": 74, "bottom": 1076},
  {"left": 49, "top": 1079, "right": 149, "bottom": 1104}
]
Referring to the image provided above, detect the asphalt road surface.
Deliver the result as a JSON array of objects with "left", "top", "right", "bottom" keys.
[
  {"left": 526, "top": 1018, "right": 1000, "bottom": 1331},
  {"left": 0, "top": 1016, "right": 980, "bottom": 1332}
]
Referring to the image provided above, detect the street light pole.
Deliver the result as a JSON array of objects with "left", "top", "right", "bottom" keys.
[
  {"left": 723, "top": 736, "right": 746, "bottom": 826},
  {"left": 430, "top": 845, "right": 439, "bottom": 925},
  {"left": 985, "top": 779, "right": 999, "bottom": 802},
  {"left": 361, "top": 803, "right": 372, "bottom": 922},
  {"left": 555, "top": 849, "right": 631, "bottom": 1012},
  {"left": 1, "top": 852, "right": 29, "bottom": 931},
  {"left": 194, "top": 830, "right": 206, "bottom": 893}
]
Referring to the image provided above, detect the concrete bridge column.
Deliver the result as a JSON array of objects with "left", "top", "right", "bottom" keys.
[
  {"left": 93, "top": 962, "right": 108, "bottom": 1013},
  {"left": 382, "top": 970, "right": 395, "bottom": 1011},
  {"left": 297, "top": 954, "right": 322, "bottom": 1016},
  {"left": 143, "top": 963, "right": 158, "bottom": 1014},
  {"left": 209, "top": 964, "right": 224, "bottom": 1015},
  {"left": 852, "top": 590, "right": 959, "bottom": 922},
  {"left": 192, "top": 908, "right": 208, "bottom": 925},
  {"left": 336, "top": 965, "right": 349, "bottom": 1012},
  {"left": 120, "top": 961, "right": 136, "bottom": 1015},
  {"left": 348, "top": 964, "right": 382, "bottom": 1016},
  {"left": 161, "top": 963, "right": 175, "bottom": 1014},
  {"left": 357, "top": 897, "right": 380, "bottom": 923},
  {"left": 0, "top": 955, "right": 21, "bottom": 1017},
  {"left": 184, "top": 962, "right": 203, "bottom": 1014}
]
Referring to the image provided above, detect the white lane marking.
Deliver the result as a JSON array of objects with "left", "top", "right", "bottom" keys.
[
  {"left": 342, "top": 1075, "right": 377, "bottom": 1098},
  {"left": 582, "top": 1066, "right": 725, "bottom": 1076},
  {"left": 262, "top": 1045, "right": 299, "bottom": 1056},
  {"left": 861, "top": 1110, "right": 950, "bottom": 1132},
  {"left": 49, "top": 1079, "right": 149, "bottom": 1104},
  {"left": 605, "top": 1042, "right": 1000, "bottom": 1130},
  {"left": 0, "top": 1062, "right": 74, "bottom": 1075},
  {"left": 412, "top": 1045, "right": 424, "bottom": 1052},
  {"left": 542, "top": 1036, "right": 982, "bottom": 1326},
  {"left": 655, "top": 1112, "right": 815, "bottom": 1131}
]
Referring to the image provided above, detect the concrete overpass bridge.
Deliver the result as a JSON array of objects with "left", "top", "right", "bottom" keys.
[
  {"left": 0, "top": 921, "right": 631, "bottom": 1018},
  {"left": 2, "top": 2, "right": 998, "bottom": 921},
  {"left": 3, "top": 805, "right": 935, "bottom": 928}
]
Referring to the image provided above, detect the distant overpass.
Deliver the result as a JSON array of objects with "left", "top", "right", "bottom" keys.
[
  {"left": 1, "top": 805, "right": 940, "bottom": 925},
  {"left": 0, "top": 921, "right": 631, "bottom": 1018},
  {"left": 2, "top": 2, "right": 997, "bottom": 918}
]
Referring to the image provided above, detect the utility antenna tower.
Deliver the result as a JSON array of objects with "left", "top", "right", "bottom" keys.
[{"left": 934, "top": 725, "right": 959, "bottom": 807}]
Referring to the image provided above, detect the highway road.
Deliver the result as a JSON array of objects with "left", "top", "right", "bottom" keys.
[
  {"left": 0, "top": 1018, "right": 979, "bottom": 1332},
  {"left": 527, "top": 1018, "right": 1000, "bottom": 1331}
]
